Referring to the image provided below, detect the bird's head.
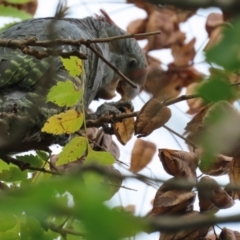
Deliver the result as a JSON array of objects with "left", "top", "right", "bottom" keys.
[{"left": 95, "top": 9, "right": 147, "bottom": 101}]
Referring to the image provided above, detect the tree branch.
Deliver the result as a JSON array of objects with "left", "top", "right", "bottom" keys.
[
  {"left": 0, "top": 31, "right": 160, "bottom": 89},
  {"left": 144, "top": 0, "right": 240, "bottom": 12},
  {"left": 0, "top": 154, "right": 60, "bottom": 175}
]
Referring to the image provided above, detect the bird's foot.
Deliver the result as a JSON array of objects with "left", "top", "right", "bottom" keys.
[{"left": 86, "top": 100, "right": 134, "bottom": 134}]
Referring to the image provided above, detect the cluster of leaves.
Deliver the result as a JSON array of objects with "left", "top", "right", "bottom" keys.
[
  {"left": 2, "top": 1, "right": 240, "bottom": 240},
  {"left": 123, "top": 1, "right": 240, "bottom": 239}
]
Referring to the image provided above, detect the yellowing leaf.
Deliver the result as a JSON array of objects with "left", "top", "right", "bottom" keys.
[
  {"left": 57, "top": 137, "right": 88, "bottom": 166},
  {"left": 41, "top": 109, "right": 83, "bottom": 135},
  {"left": 113, "top": 107, "right": 135, "bottom": 145},
  {"left": 61, "top": 56, "right": 83, "bottom": 77},
  {"left": 47, "top": 80, "right": 82, "bottom": 107},
  {"left": 85, "top": 148, "right": 115, "bottom": 166}
]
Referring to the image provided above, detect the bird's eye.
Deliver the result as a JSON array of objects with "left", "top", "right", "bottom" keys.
[{"left": 128, "top": 59, "right": 137, "bottom": 68}]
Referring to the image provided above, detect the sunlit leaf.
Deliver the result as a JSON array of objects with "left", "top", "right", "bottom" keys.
[
  {"left": 57, "top": 137, "right": 88, "bottom": 166},
  {"left": 41, "top": 109, "right": 83, "bottom": 135},
  {"left": 85, "top": 148, "right": 115, "bottom": 166},
  {"left": 47, "top": 80, "right": 82, "bottom": 107},
  {"left": 61, "top": 56, "right": 83, "bottom": 77}
]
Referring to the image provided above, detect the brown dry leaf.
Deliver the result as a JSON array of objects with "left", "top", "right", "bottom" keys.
[
  {"left": 171, "top": 38, "right": 196, "bottom": 66},
  {"left": 199, "top": 154, "right": 232, "bottom": 176},
  {"left": 130, "top": 139, "right": 156, "bottom": 173},
  {"left": 146, "top": 54, "right": 162, "bottom": 68},
  {"left": 144, "top": 10, "right": 186, "bottom": 51},
  {"left": 219, "top": 228, "right": 240, "bottom": 240},
  {"left": 205, "top": 13, "right": 224, "bottom": 36},
  {"left": 204, "top": 234, "right": 218, "bottom": 240},
  {"left": 204, "top": 27, "right": 223, "bottom": 51},
  {"left": 198, "top": 176, "right": 234, "bottom": 212},
  {"left": 127, "top": 0, "right": 155, "bottom": 15},
  {"left": 113, "top": 107, "right": 135, "bottom": 145},
  {"left": 150, "top": 179, "right": 196, "bottom": 216},
  {"left": 145, "top": 66, "right": 203, "bottom": 102},
  {"left": 204, "top": 13, "right": 224, "bottom": 50},
  {"left": 159, "top": 149, "right": 198, "bottom": 181},
  {"left": 229, "top": 156, "right": 240, "bottom": 200},
  {"left": 144, "top": 67, "right": 184, "bottom": 102},
  {"left": 160, "top": 211, "right": 210, "bottom": 240},
  {"left": 135, "top": 98, "right": 172, "bottom": 137},
  {"left": 186, "top": 82, "right": 205, "bottom": 114},
  {"left": 168, "top": 64, "right": 204, "bottom": 86},
  {"left": 2, "top": 0, "right": 38, "bottom": 15},
  {"left": 185, "top": 104, "right": 210, "bottom": 135},
  {"left": 127, "top": 18, "right": 148, "bottom": 36}
]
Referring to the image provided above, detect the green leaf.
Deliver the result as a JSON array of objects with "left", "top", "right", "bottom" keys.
[
  {"left": 0, "top": 167, "right": 27, "bottom": 182},
  {"left": 83, "top": 172, "right": 103, "bottom": 187},
  {"left": 20, "top": 216, "right": 44, "bottom": 240},
  {"left": 0, "top": 213, "right": 17, "bottom": 232},
  {"left": 0, "top": 160, "right": 10, "bottom": 172},
  {"left": 36, "top": 151, "right": 49, "bottom": 162},
  {"left": 16, "top": 154, "right": 43, "bottom": 168},
  {"left": 197, "top": 78, "right": 235, "bottom": 103},
  {"left": 0, "top": 231, "right": 19, "bottom": 240},
  {"left": 206, "top": 17, "right": 240, "bottom": 70},
  {"left": 41, "top": 109, "right": 83, "bottom": 135},
  {"left": 47, "top": 80, "right": 82, "bottom": 107},
  {"left": 85, "top": 148, "right": 115, "bottom": 166},
  {"left": 0, "top": 5, "right": 32, "bottom": 20},
  {"left": 61, "top": 56, "right": 83, "bottom": 77},
  {"left": 57, "top": 136, "right": 88, "bottom": 165}
]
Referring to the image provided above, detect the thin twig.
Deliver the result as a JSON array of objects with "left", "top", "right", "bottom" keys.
[
  {"left": 0, "top": 154, "right": 60, "bottom": 175},
  {"left": 163, "top": 125, "right": 197, "bottom": 149}
]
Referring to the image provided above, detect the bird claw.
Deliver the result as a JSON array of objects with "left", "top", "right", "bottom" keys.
[
  {"left": 96, "top": 100, "right": 134, "bottom": 116},
  {"left": 87, "top": 100, "right": 134, "bottom": 120},
  {"left": 86, "top": 100, "right": 134, "bottom": 134}
]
